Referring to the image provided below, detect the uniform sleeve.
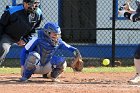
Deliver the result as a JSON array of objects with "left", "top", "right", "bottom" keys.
[
  {"left": 20, "top": 37, "right": 38, "bottom": 66},
  {"left": 20, "top": 48, "right": 29, "bottom": 66},
  {"left": 59, "top": 40, "right": 81, "bottom": 58},
  {"left": 0, "top": 11, "right": 10, "bottom": 38},
  {"left": 24, "top": 37, "right": 38, "bottom": 51}
]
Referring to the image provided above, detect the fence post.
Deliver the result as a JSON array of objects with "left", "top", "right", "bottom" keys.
[{"left": 112, "top": 0, "right": 117, "bottom": 67}]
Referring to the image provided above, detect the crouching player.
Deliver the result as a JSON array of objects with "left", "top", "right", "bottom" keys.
[{"left": 20, "top": 22, "right": 83, "bottom": 82}]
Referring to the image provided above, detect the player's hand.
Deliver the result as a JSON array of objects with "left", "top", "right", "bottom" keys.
[
  {"left": 17, "top": 40, "right": 26, "bottom": 46},
  {"left": 118, "top": 3, "right": 134, "bottom": 15},
  {"left": 119, "top": 3, "right": 130, "bottom": 11}
]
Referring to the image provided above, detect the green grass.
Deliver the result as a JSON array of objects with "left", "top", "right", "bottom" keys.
[
  {"left": 0, "top": 67, "right": 20, "bottom": 74},
  {"left": 66, "top": 66, "right": 135, "bottom": 73},
  {"left": 0, "top": 66, "right": 135, "bottom": 74}
]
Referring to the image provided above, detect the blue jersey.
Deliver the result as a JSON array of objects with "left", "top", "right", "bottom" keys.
[{"left": 20, "top": 30, "right": 78, "bottom": 66}]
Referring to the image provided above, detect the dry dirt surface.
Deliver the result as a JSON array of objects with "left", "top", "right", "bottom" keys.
[{"left": 0, "top": 72, "right": 140, "bottom": 93}]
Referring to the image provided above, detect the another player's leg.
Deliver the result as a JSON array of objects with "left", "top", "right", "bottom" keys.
[
  {"left": 128, "top": 45, "right": 140, "bottom": 84},
  {"left": 0, "top": 34, "right": 13, "bottom": 65},
  {"left": 19, "top": 51, "right": 40, "bottom": 82}
]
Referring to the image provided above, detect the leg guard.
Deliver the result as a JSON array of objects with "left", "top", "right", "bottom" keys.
[
  {"left": 51, "top": 68, "right": 63, "bottom": 78},
  {"left": 22, "top": 51, "right": 40, "bottom": 79},
  {"left": 50, "top": 56, "right": 67, "bottom": 78}
]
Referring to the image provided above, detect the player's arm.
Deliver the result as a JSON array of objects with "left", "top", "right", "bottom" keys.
[
  {"left": 59, "top": 40, "right": 83, "bottom": 71},
  {"left": 59, "top": 40, "right": 81, "bottom": 58},
  {"left": 20, "top": 37, "right": 39, "bottom": 76},
  {"left": 20, "top": 37, "right": 38, "bottom": 66}
]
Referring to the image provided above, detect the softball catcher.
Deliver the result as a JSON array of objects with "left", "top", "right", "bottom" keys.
[{"left": 20, "top": 22, "right": 83, "bottom": 82}]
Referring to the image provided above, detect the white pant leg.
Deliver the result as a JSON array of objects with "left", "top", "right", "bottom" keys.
[
  {"left": 61, "top": 61, "right": 67, "bottom": 71},
  {"left": 34, "top": 61, "right": 67, "bottom": 74},
  {"left": 34, "top": 62, "right": 52, "bottom": 74},
  {"left": 134, "top": 59, "right": 140, "bottom": 74}
]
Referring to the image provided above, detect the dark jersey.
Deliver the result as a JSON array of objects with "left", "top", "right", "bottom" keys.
[{"left": 0, "top": 4, "right": 43, "bottom": 42}]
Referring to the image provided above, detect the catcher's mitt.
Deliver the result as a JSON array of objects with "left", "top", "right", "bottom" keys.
[{"left": 71, "top": 57, "right": 83, "bottom": 72}]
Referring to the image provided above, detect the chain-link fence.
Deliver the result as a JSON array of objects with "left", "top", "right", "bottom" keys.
[{"left": 1, "top": 0, "right": 139, "bottom": 67}]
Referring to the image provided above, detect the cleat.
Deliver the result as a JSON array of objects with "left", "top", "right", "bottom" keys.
[
  {"left": 51, "top": 78, "right": 60, "bottom": 82},
  {"left": 19, "top": 77, "right": 28, "bottom": 82},
  {"left": 42, "top": 74, "right": 48, "bottom": 78},
  {"left": 42, "top": 73, "right": 52, "bottom": 79},
  {"left": 128, "top": 73, "right": 140, "bottom": 84}
]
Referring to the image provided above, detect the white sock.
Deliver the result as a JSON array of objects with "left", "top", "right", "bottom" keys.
[{"left": 134, "top": 59, "right": 140, "bottom": 74}]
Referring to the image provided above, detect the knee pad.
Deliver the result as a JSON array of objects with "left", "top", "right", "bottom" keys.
[{"left": 25, "top": 51, "right": 40, "bottom": 70}]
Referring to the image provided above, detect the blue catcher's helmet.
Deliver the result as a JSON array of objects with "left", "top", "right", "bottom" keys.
[{"left": 44, "top": 22, "right": 61, "bottom": 35}]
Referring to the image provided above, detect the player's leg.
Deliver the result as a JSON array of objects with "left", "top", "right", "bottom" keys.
[
  {"left": 51, "top": 61, "right": 67, "bottom": 82},
  {"left": 0, "top": 34, "right": 14, "bottom": 65},
  {"left": 128, "top": 44, "right": 140, "bottom": 84},
  {"left": 19, "top": 51, "right": 40, "bottom": 82},
  {"left": 34, "top": 61, "right": 52, "bottom": 75},
  {"left": 41, "top": 56, "right": 67, "bottom": 82},
  {"left": 50, "top": 56, "right": 67, "bottom": 82},
  {"left": 41, "top": 62, "right": 53, "bottom": 78}
]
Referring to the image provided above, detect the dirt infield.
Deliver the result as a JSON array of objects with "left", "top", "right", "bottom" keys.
[{"left": 0, "top": 72, "right": 140, "bottom": 93}]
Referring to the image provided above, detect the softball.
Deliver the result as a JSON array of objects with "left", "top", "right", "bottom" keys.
[{"left": 102, "top": 59, "right": 110, "bottom": 66}]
